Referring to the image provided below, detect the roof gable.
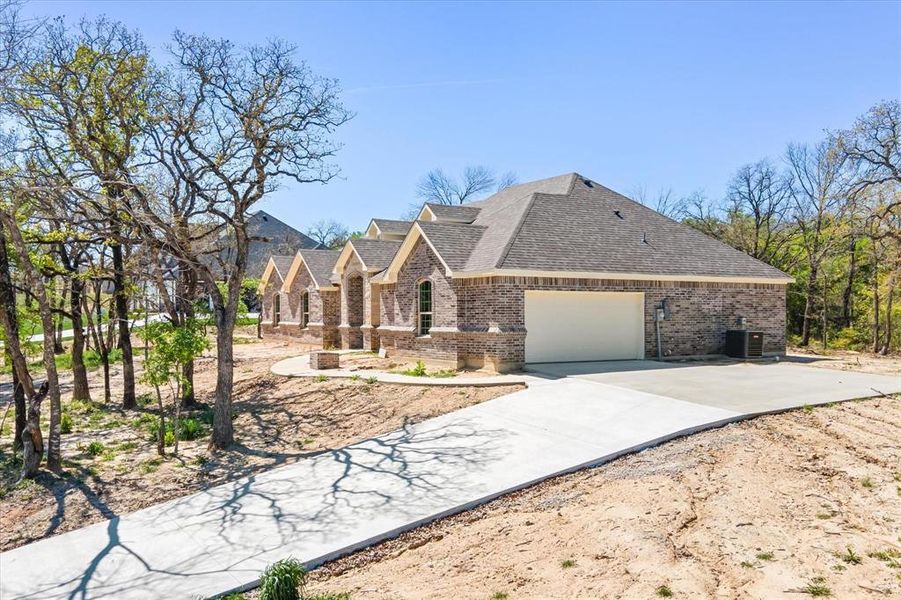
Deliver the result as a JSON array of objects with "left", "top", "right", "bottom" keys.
[
  {"left": 257, "top": 254, "right": 294, "bottom": 293},
  {"left": 282, "top": 249, "right": 341, "bottom": 291}
]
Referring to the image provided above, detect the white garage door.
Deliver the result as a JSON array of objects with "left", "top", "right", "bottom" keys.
[{"left": 524, "top": 291, "right": 645, "bottom": 363}]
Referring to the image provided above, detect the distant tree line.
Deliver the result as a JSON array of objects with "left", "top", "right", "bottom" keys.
[{"left": 637, "top": 100, "right": 899, "bottom": 354}]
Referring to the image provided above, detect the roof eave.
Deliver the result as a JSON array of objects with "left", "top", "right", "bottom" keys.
[{"left": 449, "top": 268, "right": 794, "bottom": 285}]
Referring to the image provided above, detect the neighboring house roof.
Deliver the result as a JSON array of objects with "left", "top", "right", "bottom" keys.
[
  {"left": 382, "top": 172, "right": 793, "bottom": 284},
  {"left": 282, "top": 249, "right": 341, "bottom": 291},
  {"left": 370, "top": 219, "right": 412, "bottom": 237},
  {"left": 244, "top": 211, "right": 320, "bottom": 278},
  {"left": 419, "top": 203, "right": 482, "bottom": 223},
  {"left": 257, "top": 254, "right": 294, "bottom": 293},
  {"left": 333, "top": 238, "right": 404, "bottom": 278}
]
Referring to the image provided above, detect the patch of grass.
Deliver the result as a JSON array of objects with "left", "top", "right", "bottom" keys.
[
  {"left": 868, "top": 548, "right": 901, "bottom": 568},
  {"left": 656, "top": 585, "right": 674, "bottom": 597},
  {"left": 802, "top": 576, "right": 831, "bottom": 596},
  {"left": 193, "top": 455, "right": 208, "bottom": 467},
  {"left": 115, "top": 441, "right": 137, "bottom": 452},
  {"left": 366, "top": 376, "right": 378, "bottom": 384},
  {"left": 315, "top": 374, "right": 328, "bottom": 383},
  {"left": 259, "top": 557, "right": 306, "bottom": 600},
  {"left": 740, "top": 560, "right": 755, "bottom": 569},
  {"left": 490, "top": 594, "right": 509, "bottom": 600},
  {"left": 305, "top": 594, "right": 350, "bottom": 600},
  {"left": 178, "top": 418, "right": 205, "bottom": 441},
  {"left": 560, "top": 558, "right": 576, "bottom": 569},
  {"left": 138, "top": 457, "right": 163, "bottom": 474},
  {"left": 221, "top": 594, "right": 247, "bottom": 600},
  {"left": 350, "top": 374, "right": 361, "bottom": 381},
  {"left": 816, "top": 509, "right": 838, "bottom": 519},
  {"left": 83, "top": 441, "right": 105, "bottom": 457},
  {"left": 802, "top": 404, "right": 814, "bottom": 413},
  {"left": 756, "top": 551, "right": 775, "bottom": 561},
  {"left": 60, "top": 413, "right": 74, "bottom": 434},
  {"left": 430, "top": 369, "right": 457, "bottom": 378},
  {"left": 838, "top": 546, "right": 862, "bottom": 564},
  {"left": 399, "top": 360, "right": 428, "bottom": 377},
  {"left": 861, "top": 477, "right": 874, "bottom": 489}
]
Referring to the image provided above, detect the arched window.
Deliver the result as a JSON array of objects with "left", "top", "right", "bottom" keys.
[
  {"left": 300, "top": 291, "right": 310, "bottom": 328},
  {"left": 273, "top": 294, "right": 281, "bottom": 326},
  {"left": 418, "top": 280, "right": 432, "bottom": 336}
]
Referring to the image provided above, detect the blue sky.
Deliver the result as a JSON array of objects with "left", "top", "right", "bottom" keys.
[{"left": 22, "top": 1, "right": 901, "bottom": 233}]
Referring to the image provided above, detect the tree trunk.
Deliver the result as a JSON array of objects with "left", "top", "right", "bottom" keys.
[
  {"left": 53, "top": 280, "right": 66, "bottom": 355},
  {"left": 111, "top": 242, "right": 136, "bottom": 409},
  {"left": 3, "top": 215, "right": 62, "bottom": 473},
  {"left": 21, "top": 382, "right": 48, "bottom": 480},
  {"left": 872, "top": 255, "right": 881, "bottom": 354},
  {"left": 800, "top": 264, "right": 818, "bottom": 346},
  {"left": 154, "top": 385, "right": 166, "bottom": 457},
  {"left": 210, "top": 302, "right": 236, "bottom": 449},
  {"left": 841, "top": 237, "right": 857, "bottom": 328},
  {"left": 880, "top": 273, "right": 895, "bottom": 355},
  {"left": 0, "top": 228, "right": 27, "bottom": 452},
  {"left": 9, "top": 350, "right": 26, "bottom": 452},
  {"left": 179, "top": 267, "right": 198, "bottom": 408},
  {"left": 70, "top": 278, "right": 91, "bottom": 402}
]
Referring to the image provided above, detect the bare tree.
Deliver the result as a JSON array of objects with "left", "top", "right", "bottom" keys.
[
  {"left": 306, "top": 219, "right": 350, "bottom": 249},
  {"left": 127, "top": 32, "right": 351, "bottom": 448},
  {"left": 496, "top": 171, "right": 519, "bottom": 192},
  {"left": 416, "top": 165, "right": 498, "bottom": 205},
  {"left": 631, "top": 185, "right": 688, "bottom": 219},
  {"left": 723, "top": 160, "right": 794, "bottom": 266}
]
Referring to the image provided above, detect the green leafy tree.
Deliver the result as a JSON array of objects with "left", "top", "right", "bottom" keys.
[{"left": 139, "top": 319, "right": 208, "bottom": 456}]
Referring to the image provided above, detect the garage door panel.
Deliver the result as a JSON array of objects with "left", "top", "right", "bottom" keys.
[{"left": 525, "top": 291, "right": 644, "bottom": 363}]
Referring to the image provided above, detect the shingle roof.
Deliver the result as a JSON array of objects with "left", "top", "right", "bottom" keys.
[
  {"left": 494, "top": 177, "right": 790, "bottom": 279},
  {"left": 424, "top": 203, "right": 482, "bottom": 223},
  {"left": 402, "top": 172, "right": 789, "bottom": 281},
  {"left": 372, "top": 219, "right": 412, "bottom": 236},
  {"left": 351, "top": 238, "right": 402, "bottom": 271},
  {"left": 416, "top": 221, "right": 487, "bottom": 271},
  {"left": 462, "top": 173, "right": 579, "bottom": 271},
  {"left": 270, "top": 255, "right": 294, "bottom": 279},
  {"left": 297, "top": 249, "right": 340, "bottom": 287}
]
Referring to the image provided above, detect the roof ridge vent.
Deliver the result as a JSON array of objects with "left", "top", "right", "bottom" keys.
[{"left": 583, "top": 179, "right": 593, "bottom": 188}]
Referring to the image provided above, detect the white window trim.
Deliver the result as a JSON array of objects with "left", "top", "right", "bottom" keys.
[{"left": 417, "top": 279, "right": 433, "bottom": 337}]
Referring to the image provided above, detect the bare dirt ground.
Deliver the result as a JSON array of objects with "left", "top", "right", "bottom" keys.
[
  {"left": 0, "top": 331, "right": 521, "bottom": 551},
  {"left": 298, "top": 355, "right": 901, "bottom": 600}
]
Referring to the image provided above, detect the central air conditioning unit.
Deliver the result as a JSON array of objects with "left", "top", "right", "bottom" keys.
[{"left": 725, "top": 330, "right": 764, "bottom": 358}]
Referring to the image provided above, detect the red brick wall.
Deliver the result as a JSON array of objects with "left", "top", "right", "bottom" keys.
[{"left": 378, "top": 261, "right": 787, "bottom": 370}]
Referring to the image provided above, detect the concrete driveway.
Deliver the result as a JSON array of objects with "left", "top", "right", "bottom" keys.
[
  {"left": 2, "top": 359, "right": 899, "bottom": 600},
  {"left": 526, "top": 358, "right": 901, "bottom": 413}
]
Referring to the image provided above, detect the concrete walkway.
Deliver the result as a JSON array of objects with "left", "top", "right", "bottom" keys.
[
  {"left": 2, "top": 362, "right": 900, "bottom": 600},
  {"left": 271, "top": 353, "right": 533, "bottom": 386}
]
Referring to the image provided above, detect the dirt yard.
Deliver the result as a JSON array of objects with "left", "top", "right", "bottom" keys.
[
  {"left": 298, "top": 355, "right": 901, "bottom": 600},
  {"left": 0, "top": 331, "right": 521, "bottom": 551}
]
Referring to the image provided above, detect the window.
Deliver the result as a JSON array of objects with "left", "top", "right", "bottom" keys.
[
  {"left": 300, "top": 291, "right": 310, "bottom": 328},
  {"left": 273, "top": 294, "right": 281, "bottom": 326},
  {"left": 418, "top": 280, "right": 432, "bottom": 336}
]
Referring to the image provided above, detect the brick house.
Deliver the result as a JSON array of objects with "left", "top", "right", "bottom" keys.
[
  {"left": 262, "top": 173, "right": 792, "bottom": 371},
  {"left": 259, "top": 249, "right": 341, "bottom": 346}
]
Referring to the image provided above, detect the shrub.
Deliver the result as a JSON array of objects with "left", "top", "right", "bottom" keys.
[
  {"left": 259, "top": 557, "right": 306, "bottom": 600},
  {"left": 178, "top": 418, "right": 205, "bottom": 441},
  {"left": 85, "top": 441, "right": 105, "bottom": 457},
  {"left": 409, "top": 360, "right": 427, "bottom": 376},
  {"left": 60, "top": 413, "right": 73, "bottom": 434}
]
